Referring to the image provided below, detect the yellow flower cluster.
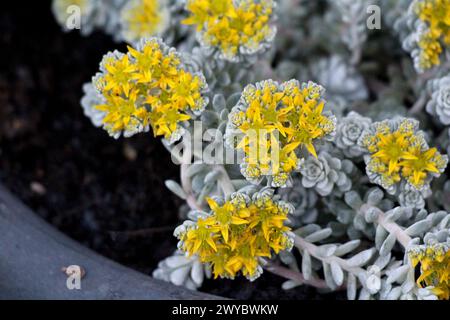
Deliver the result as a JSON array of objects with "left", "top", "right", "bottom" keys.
[
  {"left": 360, "top": 119, "right": 447, "bottom": 191},
  {"left": 175, "top": 190, "right": 293, "bottom": 280},
  {"left": 409, "top": 244, "right": 450, "bottom": 300},
  {"left": 182, "top": 0, "right": 276, "bottom": 61},
  {"left": 228, "top": 80, "right": 335, "bottom": 187},
  {"left": 415, "top": 0, "right": 450, "bottom": 70},
  {"left": 120, "top": 0, "right": 169, "bottom": 44},
  {"left": 92, "top": 38, "right": 208, "bottom": 141}
]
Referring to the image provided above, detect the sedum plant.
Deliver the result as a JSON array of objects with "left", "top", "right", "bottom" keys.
[{"left": 52, "top": 0, "right": 450, "bottom": 300}]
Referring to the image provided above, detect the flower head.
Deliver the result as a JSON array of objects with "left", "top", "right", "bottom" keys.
[
  {"left": 120, "top": 0, "right": 170, "bottom": 44},
  {"left": 407, "top": 0, "right": 450, "bottom": 71},
  {"left": 175, "top": 189, "right": 294, "bottom": 280},
  {"left": 182, "top": 0, "right": 276, "bottom": 61},
  {"left": 83, "top": 38, "right": 208, "bottom": 141},
  {"left": 409, "top": 243, "right": 450, "bottom": 300},
  {"left": 226, "top": 80, "right": 336, "bottom": 187},
  {"left": 359, "top": 118, "right": 447, "bottom": 193}
]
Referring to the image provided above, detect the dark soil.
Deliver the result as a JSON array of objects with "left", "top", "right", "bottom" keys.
[{"left": 0, "top": 1, "right": 341, "bottom": 300}]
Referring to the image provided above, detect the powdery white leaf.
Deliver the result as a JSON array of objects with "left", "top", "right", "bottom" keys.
[
  {"left": 165, "top": 255, "right": 189, "bottom": 268},
  {"left": 386, "top": 265, "right": 409, "bottom": 284},
  {"left": 346, "top": 248, "right": 376, "bottom": 267},
  {"left": 375, "top": 225, "right": 388, "bottom": 250},
  {"left": 374, "top": 252, "right": 391, "bottom": 270},
  {"left": 405, "top": 220, "right": 431, "bottom": 236},
  {"left": 323, "top": 263, "right": 337, "bottom": 290},
  {"left": 304, "top": 228, "right": 332, "bottom": 243},
  {"left": 344, "top": 191, "right": 363, "bottom": 210},
  {"left": 317, "top": 244, "right": 338, "bottom": 257},
  {"left": 204, "top": 170, "right": 221, "bottom": 185},
  {"left": 191, "top": 260, "right": 204, "bottom": 286},
  {"left": 212, "top": 94, "right": 226, "bottom": 111},
  {"left": 335, "top": 240, "right": 361, "bottom": 256},
  {"left": 379, "top": 233, "right": 396, "bottom": 256},
  {"left": 358, "top": 288, "right": 371, "bottom": 300},
  {"left": 282, "top": 280, "right": 301, "bottom": 290},
  {"left": 330, "top": 261, "right": 344, "bottom": 286},
  {"left": 165, "top": 180, "right": 187, "bottom": 200},
  {"left": 294, "top": 224, "right": 321, "bottom": 237},
  {"left": 170, "top": 266, "right": 190, "bottom": 286},
  {"left": 347, "top": 273, "right": 357, "bottom": 300},
  {"left": 302, "top": 251, "right": 312, "bottom": 281},
  {"left": 386, "top": 286, "right": 402, "bottom": 300},
  {"left": 366, "top": 188, "right": 384, "bottom": 206}
]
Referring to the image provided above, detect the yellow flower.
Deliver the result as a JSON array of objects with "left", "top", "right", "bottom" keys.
[
  {"left": 227, "top": 80, "right": 335, "bottom": 187},
  {"left": 149, "top": 105, "right": 192, "bottom": 139},
  {"left": 182, "top": 0, "right": 276, "bottom": 61},
  {"left": 409, "top": 244, "right": 450, "bottom": 300},
  {"left": 414, "top": 0, "right": 450, "bottom": 70},
  {"left": 400, "top": 146, "right": 447, "bottom": 189},
  {"left": 175, "top": 190, "right": 293, "bottom": 280},
  {"left": 120, "top": 0, "right": 169, "bottom": 44},
  {"left": 99, "top": 54, "right": 136, "bottom": 97},
  {"left": 96, "top": 89, "right": 150, "bottom": 137},
  {"left": 360, "top": 118, "right": 448, "bottom": 191},
  {"left": 169, "top": 70, "right": 206, "bottom": 111},
  {"left": 90, "top": 38, "right": 208, "bottom": 140}
]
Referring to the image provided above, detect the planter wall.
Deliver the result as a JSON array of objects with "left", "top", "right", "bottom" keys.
[{"left": 0, "top": 184, "right": 217, "bottom": 299}]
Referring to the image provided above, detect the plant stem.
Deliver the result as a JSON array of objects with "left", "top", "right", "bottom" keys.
[
  {"left": 408, "top": 92, "right": 427, "bottom": 115},
  {"left": 180, "top": 163, "right": 203, "bottom": 211},
  {"left": 215, "top": 165, "right": 236, "bottom": 198},
  {"left": 294, "top": 235, "right": 366, "bottom": 276},
  {"left": 378, "top": 212, "right": 412, "bottom": 249},
  {"left": 359, "top": 204, "right": 412, "bottom": 249},
  {"left": 263, "top": 260, "right": 331, "bottom": 289}
]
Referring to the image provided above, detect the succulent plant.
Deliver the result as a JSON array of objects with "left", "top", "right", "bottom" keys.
[{"left": 51, "top": 0, "right": 450, "bottom": 300}]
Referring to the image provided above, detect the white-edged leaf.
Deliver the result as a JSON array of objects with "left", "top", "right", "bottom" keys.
[
  {"left": 374, "top": 252, "right": 391, "bottom": 270},
  {"left": 282, "top": 280, "right": 301, "bottom": 290},
  {"left": 186, "top": 163, "right": 207, "bottom": 177},
  {"left": 323, "top": 263, "right": 337, "bottom": 290},
  {"left": 302, "top": 251, "right": 312, "bottom": 281},
  {"left": 405, "top": 220, "right": 431, "bottom": 236},
  {"left": 170, "top": 266, "right": 190, "bottom": 286},
  {"left": 346, "top": 248, "right": 375, "bottom": 267},
  {"left": 366, "top": 188, "right": 384, "bottom": 205},
  {"left": 330, "top": 261, "right": 344, "bottom": 286},
  {"left": 380, "top": 233, "right": 396, "bottom": 256},
  {"left": 165, "top": 180, "right": 187, "bottom": 200},
  {"left": 165, "top": 255, "right": 189, "bottom": 268},
  {"left": 375, "top": 225, "right": 388, "bottom": 250},
  {"left": 386, "top": 287, "right": 402, "bottom": 300},
  {"left": 191, "top": 261, "right": 204, "bottom": 286},
  {"left": 358, "top": 288, "right": 371, "bottom": 300},
  {"left": 335, "top": 240, "right": 361, "bottom": 257},
  {"left": 294, "top": 224, "right": 321, "bottom": 237},
  {"left": 386, "top": 265, "right": 409, "bottom": 284},
  {"left": 212, "top": 94, "right": 226, "bottom": 111},
  {"left": 304, "top": 228, "right": 332, "bottom": 243},
  {"left": 204, "top": 170, "right": 221, "bottom": 185},
  {"left": 347, "top": 274, "right": 357, "bottom": 300}
]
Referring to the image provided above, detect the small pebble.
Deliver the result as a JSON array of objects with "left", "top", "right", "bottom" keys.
[
  {"left": 30, "top": 181, "right": 46, "bottom": 196},
  {"left": 123, "top": 143, "right": 138, "bottom": 161}
]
